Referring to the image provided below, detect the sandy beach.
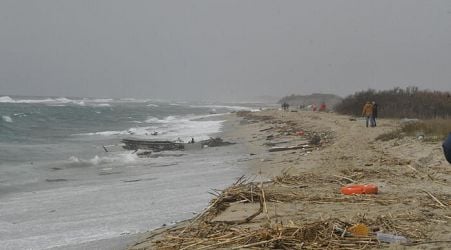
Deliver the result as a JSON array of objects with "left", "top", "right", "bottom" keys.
[{"left": 129, "top": 109, "right": 450, "bottom": 249}]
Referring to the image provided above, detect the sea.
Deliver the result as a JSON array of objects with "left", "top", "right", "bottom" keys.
[{"left": 0, "top": 96, "right": 260, "bottom": 250}]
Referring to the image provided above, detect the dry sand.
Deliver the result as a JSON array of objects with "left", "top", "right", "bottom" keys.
[{"left": 129, "top": 110, "right": 450, "bottom": 249}]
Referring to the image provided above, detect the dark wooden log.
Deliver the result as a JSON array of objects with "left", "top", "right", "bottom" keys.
[{"left": 121, "top": 139, "right": 184, "bottom": 152}]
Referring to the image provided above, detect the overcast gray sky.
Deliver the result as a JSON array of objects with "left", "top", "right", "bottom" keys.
[{"left": 0, "top": 0, "right": 450, "bottom": 101}]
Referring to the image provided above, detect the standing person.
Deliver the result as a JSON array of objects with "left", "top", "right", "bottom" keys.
[
  {"left": 443, "top": 133, "right": 451, "bottom": 164},
  {"left": 361, "top": 101, "right": 373, "bottom": 128},
  {"left": 370, "top": 101, "right": 378, "bottom": 127}
]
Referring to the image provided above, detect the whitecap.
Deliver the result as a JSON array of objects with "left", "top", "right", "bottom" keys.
[
  {"left": 0, "top": 96, "right": 15, "bottom": 103},
  {"left": 77, "top": 114, "right": 225, "bottom": 141},
  {"left": 68, "top": 153, "right": 138, "bottom": 166},
  {"left": 2, "top": 115, "right": 13, "bottom": 123},
  {"left": 90, "top": 98, "right": 114, "bottom": 103},
  {"left": 0, "top": 96, "right": 88, "bottom": 106},
  {"left": 92, "top": 103, "right": 111, "bottom": 107},
  {"left": 79, "top": 130, "right": 125, "bottom": 136}
]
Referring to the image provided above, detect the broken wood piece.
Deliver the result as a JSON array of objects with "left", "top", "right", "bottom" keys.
[
  {"left": 259, "top": 127, "right": 274, "bottom": 132},
  {"left": 269, "top": 145, "right": 307, "bottom": 152},
  {"left": 423, "top": 190, "right": 447, "bottom": 208},
  {"left": 218, "top": 196, "right": 263, "bottom": 225},
  {"left": 122, "top": 139, "right": 184, "bottom": 151}
]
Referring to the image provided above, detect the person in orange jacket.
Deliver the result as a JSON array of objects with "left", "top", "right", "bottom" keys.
[{"left": 361, "top": 101, "right": 373, "bottom": 128}]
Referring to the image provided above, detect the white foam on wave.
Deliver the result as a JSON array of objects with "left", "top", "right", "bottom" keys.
[
  {"left": 143, "top": 114, "right": 225, "bottom": 141},
  {"left": 146, "top": 103, "right": 159, "bottom": 107},
  {"left": 90, "top": 98, "right": 114, "bottom": 103},
  {"left": 80, "top": 130, "right": 125, "bottom": 136},
  {"left": 2, "top": 115, "right": 12, "bottom": 123},
  {"left": 0, "top": 96, "right": 113, "bottom": 107},
  {"left": 78, "top": 114, "right": 224, "bottom": 142},
  {"left": 118, "top": 98, "right": 153, "bottom": 103},
  {"left": 0, "top": 96, "right": 15, "bottom": 103},
  {"left": 92, "top": 103, "right": 111, "bottom": 107},
  {"left": 68, "top": 152, "right": 139, "bottom": 167},
  {"left": 145, "top": 115, "right": 177, "bottom": 124}
]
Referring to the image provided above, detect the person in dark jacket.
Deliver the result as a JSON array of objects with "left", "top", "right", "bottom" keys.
[
  {"left": 443, "top": 133, "right": 451, "bottom": 164},
  {"left": 370, "top": 101, "right": 378, "bottom": 127}
]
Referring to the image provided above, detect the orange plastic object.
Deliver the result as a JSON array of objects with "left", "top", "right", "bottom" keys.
[
  {"left": 340, "top": 184, "right": 378, "bottom": 195},
  {"left": 348, "top": 223, "right": 370, "bottom": 237}
]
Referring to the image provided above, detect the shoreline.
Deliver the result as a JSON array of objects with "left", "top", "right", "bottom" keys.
[
  {"left": 129, "top": 109, "right": 450, "bottom": 249},
  {"left": 124, "top": 112, "right": 254, "bottom": 249}
]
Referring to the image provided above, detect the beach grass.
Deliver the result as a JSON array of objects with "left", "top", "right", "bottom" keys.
[{"left": 376, "top": 119, "right": 451, "bottom": 141}]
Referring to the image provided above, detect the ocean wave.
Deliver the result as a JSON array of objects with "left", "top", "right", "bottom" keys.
[
  {"left": 91, "top": 103, "right": 111, "bottom": 107},
  {"left": 89, "top": 98, "right": 114, "bottom": 103},
  {"left": 79, "top": 130, "right": 127, "bottom": 136},
  {"left": 0, "top": 96, "right": 15, "bottom": 103},
  {"left": 2, "top": 115, "right": 13, "bottom": 123},
  {"left": 118, "top": 98, "right": 153, "bottom": 103},
  {"left": 78, "top": 114, "right": 224, "bottom": 142},
  {"left": 68, "top": 153, "right": 138, "bottom": 166},
  {"left": 0, "top": 96, "right": 113, "bottom": 107},
  {"left": 145, "top": 116, "right": 177, "bottom": 124}
]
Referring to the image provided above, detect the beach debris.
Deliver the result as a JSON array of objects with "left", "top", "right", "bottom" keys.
[
  {"left": 341, "top": 184, "right": 378, "bottom": 195},
  {"left": 376, "top": 232, "right": 409, "bottom": 244},
  {"left": 200, "top": 137, "right": 236, "bottom": 147},
  {"left": 122, "top": 137, "right": 234, "bottom": 152},
  {"left": 122, "top": 139, "right": 184, "bottom": 151},
  {"left": 309, "top": 133, "right": 321, "bottom": 145},
  {"left": 266, "top": 135, "right": 274, "bottom": 140},
  {"left": 140, "top": 176, "right": 387, "bottom": 249},
  {"left": 136, "top": 150, "right": 152, "bottom": 157},
  {"left": 131, "top": 171, "right": 436, "bottom": 249},
  {"left": 347, "top": 223, "right": 370, "bottom": 237},
  {"left": 259, "top": 127, "right": 274, "bottom": 132},
  {"left": 268, "top": 145, "right": 310, "bottom": 152},
  {"left": 423, "top": 190, "right": 447, "bottom": 208},
  {"left": 296, "top": 130, "right": 305, "bottom": 136},
  {"left": 121, "top": 179, "right": 141, "bottom": 183}
]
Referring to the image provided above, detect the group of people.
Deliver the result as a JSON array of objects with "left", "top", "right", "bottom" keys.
[
  {"left": 362, "top": 101, "right": 378, "bottom": 128},
  {"left": 281, "top": 102, "right": 290, "bottom": 111}
]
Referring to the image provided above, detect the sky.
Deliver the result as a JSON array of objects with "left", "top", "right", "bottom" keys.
[{"left": 0, "top": 0, "right": 450, "bottom": 101}]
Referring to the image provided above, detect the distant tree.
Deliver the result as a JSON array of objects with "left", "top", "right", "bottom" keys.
[
  {"left": 278, "top": 93, "right": 343, "bottom": 110},
  {"left": 335, "top": 87, "right": 451, "bottom": 119}
]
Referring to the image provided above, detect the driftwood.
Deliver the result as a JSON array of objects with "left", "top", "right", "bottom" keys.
[
  {"left": 268, "top": 144, "right": 312, "bottom": 152},
  {"left": 200, "top": 137, "right": 235, "bottom": 147},
  {"left": 122, "top": 139, "right": 184, "bottom": 151}
]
